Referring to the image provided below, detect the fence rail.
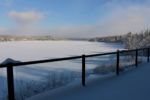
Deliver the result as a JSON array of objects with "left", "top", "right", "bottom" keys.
[{"left": 0, "top": 47, "right": 150, "bottom": 100}]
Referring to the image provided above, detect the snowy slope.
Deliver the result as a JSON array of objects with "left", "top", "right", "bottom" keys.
[{"left": 27, "top": 63, "right": 150, "bottom": 100}]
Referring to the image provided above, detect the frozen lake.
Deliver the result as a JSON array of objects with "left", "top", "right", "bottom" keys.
[
  {"left": 0, "top": 40, "right": 124, "bottom": 100},
  {"left": 0, "top": 40, "right": 123, "bottom": 62}
]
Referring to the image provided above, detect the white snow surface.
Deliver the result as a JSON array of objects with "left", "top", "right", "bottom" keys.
[
  {"left": 27, "top": 63, "right": 150, "bottom": 100},
  {"left": 0, "top": 40, "right": 123, "bottom": 62}
]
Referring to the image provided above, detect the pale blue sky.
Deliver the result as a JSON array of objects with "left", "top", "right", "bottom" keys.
[{"left": 0, "top": 0, "right": 150, "bottom": 37}]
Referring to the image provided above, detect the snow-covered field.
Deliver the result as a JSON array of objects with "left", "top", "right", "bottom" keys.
[{"left": 0, "top": 40, "right": 123, "bottom": 100}]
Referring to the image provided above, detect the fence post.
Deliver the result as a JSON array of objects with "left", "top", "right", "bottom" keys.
[
  {"left": 147, "top": 48, "right": 150, "bottom": 62},
  {"left": 135, "top": 49, "right": 138, "bottom": 67},
  {"left": 116, "top": 50, "right": 120, "bottom": 75},
  {"left": 7, "top": 65, "right": 15, "bottom": 100},
  {"left": 82, "top": 55, "right": 86, "bottom": 86}
]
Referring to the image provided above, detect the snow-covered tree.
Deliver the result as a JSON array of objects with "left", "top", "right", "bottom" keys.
[{"left": 124, "top": 30, "right": 150, "bottom": 49}]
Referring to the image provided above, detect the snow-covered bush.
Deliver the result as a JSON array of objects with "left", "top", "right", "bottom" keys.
[
  {"left": 93, "top": 54, "right": 139, "bottom": 75},
  {"left": 93, "top": 64, "right": 116, "bottom": 74},
  {"left": 14, "top": 71, "right": 78, "bottom": 100}
]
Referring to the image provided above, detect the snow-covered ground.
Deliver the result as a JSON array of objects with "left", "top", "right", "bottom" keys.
[
  {"left": 27, "top": 63, "right": 150, "bottom": 100},
  {"left": 0, "top": 40, "right": 124, "bottom": 100}
]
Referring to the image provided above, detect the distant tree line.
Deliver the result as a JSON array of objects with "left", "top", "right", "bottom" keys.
[
  {"left": 89, "top": 29, "right": 150, "bottom": 49},
  {"left": 0, "top": 35, "right": 54, "bottom": 42},
  {"left": 89, "top": 35, "right": 124, "bottom": 43}
]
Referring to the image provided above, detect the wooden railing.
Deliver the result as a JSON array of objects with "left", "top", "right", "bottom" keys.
[{"left": 0, "top": 47, "right": 149, "bottom": 100}]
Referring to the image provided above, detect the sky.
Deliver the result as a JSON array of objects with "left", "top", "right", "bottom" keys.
[{"left": 0, "top": 0, "right": 150, "bottom": 38}]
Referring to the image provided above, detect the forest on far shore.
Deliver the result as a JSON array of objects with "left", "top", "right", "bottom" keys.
[{"left": 89, "top": 30, "right": 150, "bottom": 49}]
